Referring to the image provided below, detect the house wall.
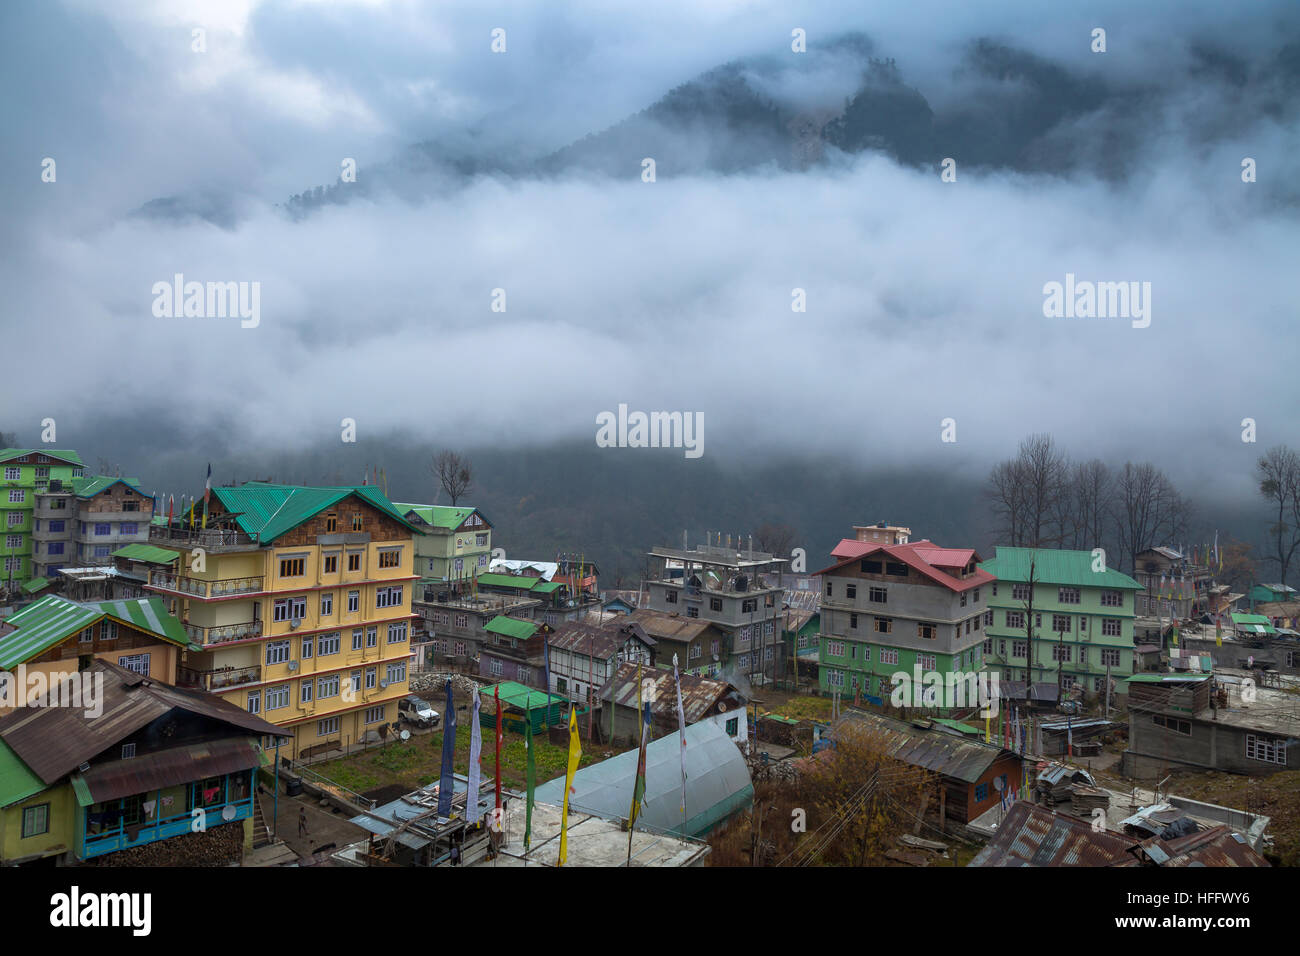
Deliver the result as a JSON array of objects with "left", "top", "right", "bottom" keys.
[
  {"left": 1, "top": 453, "right": 82, "bottom": 583},
  {"left": 0, "top": 782, "right": 78, "bottom": 864},
  {"left": 1126, "top": 714, "right": 1295, "bottom": 777}
]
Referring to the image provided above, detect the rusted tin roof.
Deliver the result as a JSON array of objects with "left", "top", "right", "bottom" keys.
[
  {"left": 625, "top": 609, "right": 719, "bottom": 643},
  {"left": 547, "top": 619, "right": 654, "bottom": 657},
  {"left": 1119, "top": 826, "right": 1271, "bottom": 867},
  {"left": 73, "top": 737, "right": 263, "bottom": 804},
  {"left": 597, "top": 662, "right": 743, "bottom": 723},
  {"left": 969, "top": 802, "right": 1134, "bottom": 866},
  {"left": 831, "top": 711, "right": 1016, "bottom": 784},
  {"left": 0, "top": 660, "right": 287, "bottom": 785}
]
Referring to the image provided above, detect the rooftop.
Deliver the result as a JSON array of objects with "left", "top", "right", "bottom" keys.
[
  {"left": 979, "top": 547, "right": 1143, "bottom": 590},
  {"left": 649, "top": 544, "right": 785, "bottom": 572},
  {"left": 818, "top": 539, "right": 993, "bottom": 594}
]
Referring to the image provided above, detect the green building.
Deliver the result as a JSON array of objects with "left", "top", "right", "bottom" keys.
[
  {"left": 979, "top": 547, "right": 1144, "bottom": 694},
  {"left": 392, "top": 503, "right": 493, "bottom": 595},
  {"left": 1, "top": 449, "right": 84, "bottom": 588}
]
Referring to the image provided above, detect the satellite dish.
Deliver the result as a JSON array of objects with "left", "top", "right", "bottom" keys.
[
  {"left": 717, "top": 700, "right": 728, "bottom": 712},
  {"left": 993, "top": 777, "right": 1004, "bottom": 791},
  {"left": 400, "top": 729, "right": 411, "bottom": 741},
  {"left": 221, "top": 804, "right": 237, "bottom": 821}
]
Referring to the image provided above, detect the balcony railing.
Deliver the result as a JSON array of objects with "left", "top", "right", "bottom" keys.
[
  {"left": 149, "top": 525, "right": 256, "bottom": 551},
  {"left": 183, "top": 620, "right": 263, "bottom": 646},
  {"left": 148, "top": 570, "right": 264, "bottom": 599},
  {"left": 80, "top": 790, "right": 254, "bottom": 860},
  {"left": 177, "top": 664, "right": 262, "bottom": 691}
]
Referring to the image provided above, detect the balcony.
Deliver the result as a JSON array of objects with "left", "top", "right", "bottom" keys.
[
  {"left": 80, "top": 786, "right": 254, "bottom": 860},
  {"left": 78, "top": 509, "right": 149, "bottom": 523},
  {"left": 177, "top": 664, "right": 262, "bottom": 691},
  {"left": 149, "top": 525, "right": 257, "bottom": 552},
  {"left": 183, "top": 619, "right": 263, "bottom": 646},
  {"left": 148, "top": 569, "right": 264, "bottom": 599}
]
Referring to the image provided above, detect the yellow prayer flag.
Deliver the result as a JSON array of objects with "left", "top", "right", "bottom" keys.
[{"left": 558, "top": 706, "right": 582, "bottom": 866}]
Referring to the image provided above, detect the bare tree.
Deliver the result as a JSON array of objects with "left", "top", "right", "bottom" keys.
[
  {"left": 1065, "top": 459, "right": 1114, "bottom": 552},
  {"left": 987, "top": 458, "right": 1027, "bottom": 546},
  {"left": 986, "top": 434, "right": 1068, "bottom": 547},
  {"left": 1112, "top": 463, "right": 1189, "bottom": 574},
  {"left": 431, "top": 450, "right": 473, "bottom": 505},
  {"left": 754, "top": 522, "right": 797, "bottom": 559},
  {"left": 0, "top": 431, "right": 16, "bottom": 448},
  {"left": 1256, "top": 445, "right": 1300, "bottom": 588},
  {"left": 96, "top": 456, "right": 123, "bottom": 478}
]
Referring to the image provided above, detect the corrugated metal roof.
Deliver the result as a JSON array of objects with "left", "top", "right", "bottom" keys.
[
  {"left": 598, "top": 662, "right": 740, "bottom": 723},
  {"left": 481, "top": 681, "right": 567, "bottom": 711},
  {"left": 20, "top": 577, "right": 49, "bottom": 594},
  {"left": 213, "top": 482, "right": 420, "bottom": 543},
  {"left": 0, "top": 449, "right": 82, "bottom": 466},
  {"left": 71, "top": 475, "right": 144, "bottom": 498},
  {"left": 979, "top": 547, "right": 1143, "bottom": 590},
  {"left": 969, "top": 802, "right": 1134, "bottom": 866},
  {"left": 533, "top": 719, "right": 752, "bottom": 837},
  {"left": 72, "top": 737, "right": 263, "bottom": 805},
  {"left": 0, "top": 738, "right": 45, "bottom": 808},
  {"left": 831, "top": 711, "right": 1013, "bottom": 783},
  {"left": 484, "top": 615, "right": 537, "bottom": 641},
  {"left": 625, "top": 609, "right": 718, "bottom": 643},
  {"left": 392, "top": 503, "right": 487, "bottom": 530},
  {"left": 817, "top": 540, "right": 993, "bottom": 593},
  {"left": 0, "top": 661, "right": 288, "bottom": 785},
  {"left": 548, "top": 620, "right": 654, "bottom": 656},
  {"left": 111, "top": 543, "right": 180, "bottom": 565},
  {"left": 0, "top": 594, "right": 190, "bottom": 669},
  {"left": 476, "top": 573, "right": 540, "bottom": 591}
]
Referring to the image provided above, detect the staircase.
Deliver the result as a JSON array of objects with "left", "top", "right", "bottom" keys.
[{"left": 252, "top": 794, "right": 273, "bottom": 849}]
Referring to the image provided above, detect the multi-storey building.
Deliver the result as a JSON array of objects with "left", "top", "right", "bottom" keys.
[
  {"left": 546, "top": 617, "right": 655, "bottom": 704},
  {"left": 816, "top": 539, "right": 994, "bottom": 700},
  {"left": 1132, "top": 546, "right": 1212, "bottom": 620},
  {"left": 414, "top": 591, "right": 543, "bottom": 668},
  {"left": 642, "top": 538, "right": 786, "bottom": 683},
  {"left": 31, "top": 476, "right": 153, "bottom": 578},
  {"left": 979, "top": 547, "right": 1144, "bottom": 694},
  {"left": 145, "top": 482, "right": 420, "bottom": 760},
  {"left": 393, "top": 503, "right": 492, "bottom": 590},
  {"left": 0, "top": 449, "right": 84, "bottom": 587}
]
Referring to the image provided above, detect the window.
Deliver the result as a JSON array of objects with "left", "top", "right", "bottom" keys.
[
  {"left": 455, "top": 614, "right": 468, "bottom": 629},
  {"left": 960, "top": 592, "right": 967, "bottom": 607},
  {"left": 1052, "top": 644, "right": 1073, "bottom": 662},
  {"left": 318, "top": 717, "right": 340, "bottom": 736},
  {"left": 47, "top": 542, "right": 64, "bottom": 556},
  {"left": 1102, "top": 619, "right": 1122, "bottom": 637},
  {"left": 301, "top": 637, "right": 313, "bottom": 659},
  {"left": 93, "top": 523, "right": 111, "bottom": 536},
  {"left": 266, "top": 640, "right": 291, "bottom": 665},
  {"left": 880, "top": 648, "right": 898, "bottom": 665},
  {"left": 378, "top": 549, "right": 401, "bottom": 569},
  {"left": 983, "top": 638, "right": 993, "bottom": 653},
  {"left": 7, "top": 533, "right": 24, "bottom": 547},
  {"left": 874, "top": 617, "right": 892, "bottom": 634},
  {"left": 48, "top": 520, "right": 64, "bottom": 532},
  {"left": 79, "top": 628, "right": 94, "bottom": 643},
  {"left": 21, "top": 804, "right": 49, "bottom": 838},
  {"left": 100, "top": 620, "right": 118, "bottom": 640},
  {"left": 351, "top": 514, "right": 363, "bottom": 532},
  {"left": 827, "top": 640, "right": 845, "bottom": 657},
  {"left": 348, "top": 590, "right": 360, "bottom": 613},
  {"left": 1059, "top": 587, "right": 1081, "bottom": 604},
  {"left": 917, "top": 654, "right": 936, "bottom": 670},
  {"left": 868, "top": 586, "right": 887, "bottom": 603},
  {"left": 725, "top": 717, "right": 739, "bottom": 737},
  {"left": 1101, "top": 647, "right": 1121, "bottom": 667},
  {"left": 476, "top": 533, "right": 489, "bottom": 547},
  {"left": 454, "top": 641, "right": 466, "bottom": 657},
  {"left": 742, "top": 598, "right": 757, "bottom": 613},
  {"left": 1101, "top": 590, "right": 1123, "bottom": 607},
  {"left": 984, "top": 609, "right": 994, "bottom": 627},
  {"left": 352, "top": 629, "right": 363, "bottom": 651},
  {"left": 1153, "top": 715, "right": 1192, "bottom": 736},
  {"left": 317, "top": 674, "right": 340, "bottom": 698},
  {"left": 846, "top": 584, "right": 857, "bottom": 600},
  {"left": 347, "top": 552, "right": 361, "bottom": 571},
  {"left": 1245, "top": 734, "right": 1286, "bottom": 765},
  {"left": 667, "top": 590, "right": 678, "bottom": 604},
  {"left": 1012, "top": 583, "right": 1031, "bottom": 601},
  {"left": 273, "top": 597, "right": 307, "bottom": 621},
  {"left": 366, "top": 627, "right": 377, "bottom": 648},
  {"left": 324, "top": 554, "right": 338, "bottom": 574},
  {"left": 826, "top": 669, "right": 844, "bottom": 688},
  {"left": 385, "top": 662, "right": 406, "bottom": 683},
  {"left": 2, "top": 467, "right": 18, "bottom": 480},
  {"left": 1012, "top": 641, "right": 1027, "bottom": 658},
  {"left": 387, "top": 622, "right": 408, "bottom": 644},
  {"left": 350, "top": 670, "right": 362, "bottom": 695},
  {"left": 247, "top": 691, "right": 261, "bottom": 714},
  {"left": 325, "top": 514, "right": 338, "bottom": 533},
  {"left": 689, "top": 643, "right": 702, "bottom": 659},
  {"left": 489, "top": 658, "right": 503, "bottom": 677},
  {"left": 117, "top": 653, "right": 150, "bottom": 675},
  {"left": 825, "top": 582, "right": 833, "bottom": 597},
  {"left": 974, "top": 783, "right": 989, "bottom": 803},
  {"left": 1052, "top": 615, "right": 1071, "bottom": 633},
  {"left": 710, "top": 639, "right": 719, "bottom": 655},
  {"left": 6, "top": 513, "right": 21, "bottom": 528},
  {"left": 709, "top": 597, "right": 723, "bottom": 612},
  {"left": 266, "top": 685, "right": 290, "bottom": 710},
  {"left": 301, "top": 680, "right": 313, "bottom": 703},
  {"left": 917, "top": 623, "right": 936, "bottom": 640},
  {"left": 972, "top": 588, "right": 980, "bottom": 603},
  {"left": 365, "top": 667, "right": 377, "bottom": 689},
  {"left": 365, "top": 706, "right": 386, "bottom": 724},
  {"left": 885, "top": 561, "right": 908, "bottom": 577},
  {"left": 376, "top": 586, "right": 403, "bottom": 609},
  {"left": 317, "top": 632, "right": 340, "bottom": 656},
  {"left": 320, "top": 592, "right": 333, "bottom": 616},
  {"left": 120, "top": 522, "right": 138, "bottom": 535},
  {"left": 686, "top": 606, "right": 699, "bottom": 618},
  {"left": 93, "top": 545, "right": 110, "bottom": 558},
  {"left": 850, "top": 613, "right": 858, "bottom": 630},
  {"left": 8, "top": 489, "right": 26, "bottom": 503},
  {"left": 518, "top": 666, "right": 531, "bottom": 684}
]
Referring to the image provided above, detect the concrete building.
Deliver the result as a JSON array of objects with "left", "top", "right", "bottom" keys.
[
  {"left": 816, "top": 539, "right": 995, "bottom": 701},
  {"left": 476, "top": 615, "right": 553, "bottom": 688},
  {"left": 623, "top": 609, "right": 725, "bottom": 679},
  {"left": 643, "top": 536, "right": 786, "bottom": 684},
  {"left": 1121, "top": 671, "right": 1298, "bottom": 779},
  {"left": 413, "top": 590, "right": 543, "bottom": 668},
  {"left": 0, "top": 449, "right": 84, "bottom": 589},
  {"left": 1132, "top": 546, "right": 1212, "bottom": 621},
  {"left": 32, "top": 476, "right": 154, "bottom": 578},
  {"left": 546, "top": 617, "right": 655, "bottom": 704},
  {"left": 980, "top": 547, "right": 1144, "bottom": 694},
  {"left": 393, "top": 503, "right": 492, "bottom": 592}
]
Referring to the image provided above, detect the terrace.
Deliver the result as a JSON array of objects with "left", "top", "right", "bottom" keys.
[{"left": 148, "top": 569, "right": 264, "bottom": 599}]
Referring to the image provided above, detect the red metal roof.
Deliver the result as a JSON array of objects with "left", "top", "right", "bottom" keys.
[{"left": 815, "top": 541, "right": 991, "bottom": 593}]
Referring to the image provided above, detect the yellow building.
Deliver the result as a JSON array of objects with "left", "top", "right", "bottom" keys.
[{"left": 147, "top": 482, "right": 422, "bottom": 760}]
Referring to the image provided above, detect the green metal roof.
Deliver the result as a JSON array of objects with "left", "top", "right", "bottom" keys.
[
  {"left": 476, "top": 573, "right": 538, "bottom": 591},
  {"left": 0, "top": 594, "right": 191, "bottom": 668},
  {"left": 932, "top": 717, "right": 982, "bottom": 735},
  {"left": 20, "top": 577, "right": 50, "bottom": 595},
  {"left": 0, "top": 739, "right": 45, "bottom": 809},
  {"left": 529, "top": 580, "right": 563, "bottom": 594},
  {"left": 71, "top": 475, "right": 143, "bottom": 498},
  {"left": 213, "top": 482, "right": 421, "bottom": 544},
  {"left": 483, "top": 681, "right": 567, "bottom": 711},
  {"left": 1124, "top": 673, "right": 1212, "bottom": 683},
  {"left": 392, "top": 503, "right": 482, "bottom": 530},
  {"left": 979, "top": 547, "right": 1143, "bottom": 590},
  {"left": 111, "top": 543, "right": 180, "bottom": 565},
  {"left": 484, "top": 615, "right": 538, "bottom": 641},
  {"left": 0, "top": 449, "right": 82, "bottom": 466}
]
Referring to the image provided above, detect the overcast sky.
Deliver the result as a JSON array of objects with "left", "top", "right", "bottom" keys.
[{"left": 2, "top": 0, "right": 1297, "bottom": 502}]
